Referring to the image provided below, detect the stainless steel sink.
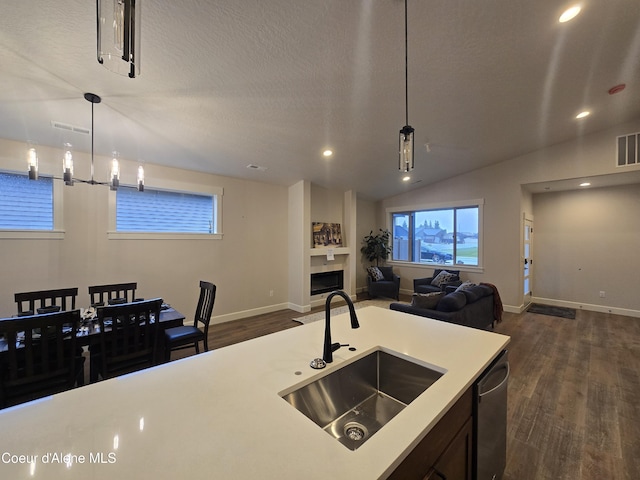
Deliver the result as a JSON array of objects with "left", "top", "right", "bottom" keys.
[{"left": 280, "top": 348, "right": 445, "bottom": 450}]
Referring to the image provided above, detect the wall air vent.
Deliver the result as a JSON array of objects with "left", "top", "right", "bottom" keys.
[
  {"left": 51, "top": 121, "right": 91, "bottom": 135},
  {"left": 617, "top": 132, "right": 639, "bottom": 166}
]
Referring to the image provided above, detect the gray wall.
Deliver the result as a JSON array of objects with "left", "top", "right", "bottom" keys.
[{"left": 532, "top": 183, "right": 640, "bottom": 313}]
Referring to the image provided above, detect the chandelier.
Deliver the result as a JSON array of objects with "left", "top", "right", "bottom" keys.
[{"left": 28, "top": 93, "right": 145, "bottom": 191}]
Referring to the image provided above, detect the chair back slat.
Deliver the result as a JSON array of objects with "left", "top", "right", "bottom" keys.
[
  {"left": 194, "top": 281, "right": 216, "bottom": 328},
  {"left": 96, "top": 298, "right": 162, "bottom": 379},
  {"left": 88, "top": 283, "right": 138, "bottom": 307},
  {"left": 0, "top": 310, "right": 81, "bottom": 408},
  {"left": 14, "top": 288, "right": 78, "bottom": 316}
]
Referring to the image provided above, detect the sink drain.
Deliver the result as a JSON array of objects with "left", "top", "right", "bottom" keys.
[{"left": 344, "top": 422, "right": 368, "bottom": 442}]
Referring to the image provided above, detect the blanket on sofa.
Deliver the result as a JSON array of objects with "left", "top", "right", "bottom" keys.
[{"left": 480, "top": 282, "right": 503, "bottom": 323}]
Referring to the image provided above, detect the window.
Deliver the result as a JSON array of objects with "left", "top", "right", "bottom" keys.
[
  {"left": 390, "top": 201, "right": 481, "bottom": 267},
  {"left": 0, "top": 171, "right": 63, "bottom": 239},
  {"left": 109, "top": 183, "right": 223, "bottom": 240}
]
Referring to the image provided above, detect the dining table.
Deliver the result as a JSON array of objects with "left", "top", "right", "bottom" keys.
[{"left": 0, "top": 305, "right": 186, "bottom": 384}]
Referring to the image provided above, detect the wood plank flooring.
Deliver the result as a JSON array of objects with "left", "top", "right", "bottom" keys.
[
  {"left": 494, "top": 309, "right": 640, "bottom": 480},
  {"left": 174, "top": 300, "right": 640, "bottom": 480}
]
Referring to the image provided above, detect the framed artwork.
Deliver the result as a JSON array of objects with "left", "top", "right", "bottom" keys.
[{"left": 312, "top": 222, "right": 343, "bottom": 247}]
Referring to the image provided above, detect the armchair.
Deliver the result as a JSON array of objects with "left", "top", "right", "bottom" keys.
[
  {"left": 366, "top": 266, "right": 400, "bottom": 300},
  {"left": 414, "top": 269, "right": 462, "bottom": 294}
]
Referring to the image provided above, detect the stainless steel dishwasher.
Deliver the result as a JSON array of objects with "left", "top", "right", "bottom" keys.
[{"left": 474, "top": 349, "right": 509, "bottom": 480}]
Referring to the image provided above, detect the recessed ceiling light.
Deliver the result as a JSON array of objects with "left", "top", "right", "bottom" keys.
[
  {"left": 322, "top": 149, "right": 333, "bottom": 157},
  {"left": 579, "top": 182, "right": 591, "bottom": 187},
  {"left": 402, "top": 176, "right": 411, "bottom": 182},
  {"left": 575, "top": 111, "right": 590, "bottom": 119},
  {"left": 559, "top": 5, "right": 581, "bottom": 23}
]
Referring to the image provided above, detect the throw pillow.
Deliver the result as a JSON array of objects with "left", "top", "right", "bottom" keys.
[
  {"left": 411, "top": 292, "right": 444, "bottom": 309},
  {"left": 431, "top": 270, "right": 457, "bottom": 287},
  {"left": 367, "top": 266, "right": 384, "bottom": 282},
  {"left": 455, "top": 281, "right": 476, "bottom": 292}
]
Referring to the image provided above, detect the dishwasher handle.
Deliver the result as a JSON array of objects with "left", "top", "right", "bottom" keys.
[{"left": 478, "top": 362, "right": 509, "bottom": 401}]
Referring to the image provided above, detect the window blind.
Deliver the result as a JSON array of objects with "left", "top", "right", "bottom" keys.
[
  {"left": 0, "top": 172, "right": 54, "bottom": 230},
  {"left": 116, "top": 186, "right": 215, "bottom": 233}
]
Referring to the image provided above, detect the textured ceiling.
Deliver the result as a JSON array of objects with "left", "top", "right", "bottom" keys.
[{"left": 1, "top": 0, "right": 639, "bottom": 200}]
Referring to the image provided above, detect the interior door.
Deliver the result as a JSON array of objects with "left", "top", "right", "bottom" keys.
[{"left": 523, "top": 218, "right": 533, "bottom": 306}]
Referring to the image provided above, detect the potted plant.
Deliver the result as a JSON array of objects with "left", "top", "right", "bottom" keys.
[{"left": 360, "top": 229, "right": 392, "bottom": 266}]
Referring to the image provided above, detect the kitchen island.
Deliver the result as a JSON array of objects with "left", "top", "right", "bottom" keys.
[{"left": 0, "top": 306, "right": 509, "bottom": 479}]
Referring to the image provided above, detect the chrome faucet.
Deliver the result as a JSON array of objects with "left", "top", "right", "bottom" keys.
[{"left": 322, "top": 290, "right": 360, "bottom": 364}]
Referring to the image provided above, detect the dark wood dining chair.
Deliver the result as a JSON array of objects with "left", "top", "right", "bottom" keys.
[
  {"left": 90, "top": 298, "right": 162, "bottom": 382},
  {"left": 0, "top": 310, "right": 83, "bottom": 409},
  {"left": 14, "top": 287, "right": 79, "bottom": 316},
  {"left": 88, "top": 282, "right": 138, "bottom": 307},
  {"left": 164, "top": 281, "right": 216, "bottom": 361}
]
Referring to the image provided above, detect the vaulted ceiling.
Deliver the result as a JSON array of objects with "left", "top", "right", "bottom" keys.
[{"left": 1, "top": 1, "right": 639, "bottom": 200}]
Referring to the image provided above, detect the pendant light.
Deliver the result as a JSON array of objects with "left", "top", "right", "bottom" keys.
[
  {"left": 399, "top": 0, "right": 414, "bottom": 173},
  {"left": 97, "top": 0, "right": 141, "bottom": 78}
]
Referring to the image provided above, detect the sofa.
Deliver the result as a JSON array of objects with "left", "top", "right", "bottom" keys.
[
  {"left": 366, "top": 266, "right": 400, "bottom": 300},
  {"left": 413, "top": 269, "right": 462, "bottom": 294},
  {"left": 389, "top": 283, "right": 498, "bottom": 330}
]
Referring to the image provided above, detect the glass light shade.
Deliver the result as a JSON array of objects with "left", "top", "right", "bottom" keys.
[
  {"left": 97, "top": 0, "right": 141, "bottom": 78},
  {"left": 63, "top": 143, "right": 74, "bottom": 185},
  {"left": 27, "top": 147, "right": 38, "bottom": 180},
  {"left": 137, "top": 165, "right": 145, "bottom": 191},
  {"left": 399, "top": 125, "right": 415, "bottom": 172},
  {"left": 110, "top": 155, "right": 120, "bottom": 190}
]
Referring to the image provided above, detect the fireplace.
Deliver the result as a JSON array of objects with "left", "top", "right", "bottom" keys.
[{"left": 310, "top": 270, "right": 344, "bottom": 295}]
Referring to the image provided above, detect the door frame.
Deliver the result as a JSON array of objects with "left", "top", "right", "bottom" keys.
[{"left": 522, "top": 213, "right": 534, "bottom": 308}]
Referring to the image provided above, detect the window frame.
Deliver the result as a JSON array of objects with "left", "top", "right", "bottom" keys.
[
  {"left": 386, "top": 198, "right": 484, "bottom": 270},
  {"left": 0, "top": 169, "right": 65, "bottom": 240},
  {"left": 107, "top": 178, "right": 223, "bottom": 240}
]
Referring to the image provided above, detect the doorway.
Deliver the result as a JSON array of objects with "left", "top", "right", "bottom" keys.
[{"left": 523, "top": 217, "right": 533, "bottom": 307}]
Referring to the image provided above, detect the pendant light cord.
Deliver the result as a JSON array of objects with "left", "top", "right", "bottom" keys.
[
  {"left": 404, "top": 0, "right": 409, "bottom": 126},
  {"left": 90, "top": 100, "right": 95, "bottom": 183}
]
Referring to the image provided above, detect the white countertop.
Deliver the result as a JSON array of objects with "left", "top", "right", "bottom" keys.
[{"left": 0, "top": 307, "right": 509, "bottom": 479}]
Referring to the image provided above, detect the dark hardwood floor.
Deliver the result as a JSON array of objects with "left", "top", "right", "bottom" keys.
[
  {"left": 494, "top": 308, "right": 640, "bottom": 480},
  {"left": 173, "top": 298, "right": 640, "bottom": 480}
]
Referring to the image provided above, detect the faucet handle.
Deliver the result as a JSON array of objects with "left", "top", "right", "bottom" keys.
[{"left": 331, "top": 342, "right": 350, "bottom": 353}]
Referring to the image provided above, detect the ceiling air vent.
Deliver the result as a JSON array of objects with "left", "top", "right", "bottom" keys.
[
  {"left": 246, "top": 164, "right": 267, "bottom": 172},
  {"left": 617, "top": 132, "right": 638, "bottom": 166},
  {"left": 51, "top": 121, "right": 90, "bottom": 135}
]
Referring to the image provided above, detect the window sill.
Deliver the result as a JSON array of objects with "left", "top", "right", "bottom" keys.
[
  {"left": 388, "top": 260, "right": 484, "bottom": 274},
  {"left": 107, "top": 232, "right": 223, "bottom": 240},
  {"left": 0, "top": 230, "right": 65, "bottom": 240}
]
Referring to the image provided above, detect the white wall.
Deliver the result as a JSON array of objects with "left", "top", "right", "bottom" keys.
[
  {"left": 379, "top": 119, "right": 640, "bottom": 313},
  {"left": 355, "top": 196, "right": 378, "bottom": 292},
  {"left": 532, "top": 184, "right": 640, "bottom": 314},
  {"left": 0, "top": 139, "right": 290, "bottom": 322}
]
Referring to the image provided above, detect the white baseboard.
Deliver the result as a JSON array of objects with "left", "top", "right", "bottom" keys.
[
  {"left": 211, "top": 295, "right": 640, "bottom": 326},
  {"left": 211, "top": 302, "right": 291, "bottom": 324},
  {"left": 529, "top": 297, "right": 640, "bottom": 318},
  {"left": 503, "top": 304, "right": 522, "bottom": 314}
]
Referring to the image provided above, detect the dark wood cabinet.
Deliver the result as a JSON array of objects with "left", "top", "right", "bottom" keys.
[
  {"left": 388, "top": 387, "right": 473, "bottom": 480},
  {"left": 425, "top": 417, "right": 473, "bottom": 480}
]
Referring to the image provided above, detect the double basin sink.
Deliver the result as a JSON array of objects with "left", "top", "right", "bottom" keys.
[{"left": 280, "top": 348, "right": 445, "bottom": 450}]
